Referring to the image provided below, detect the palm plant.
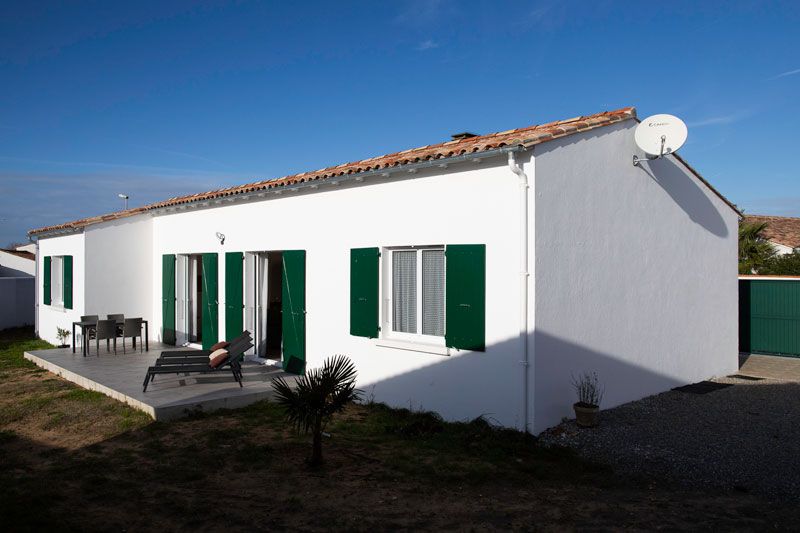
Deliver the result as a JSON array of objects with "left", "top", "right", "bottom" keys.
[
  {"left": 739, "top": 221, "right": 776, "bottom": 274},
  {"left": 271, "top": 355, "right": 361, "bottom": 467}
]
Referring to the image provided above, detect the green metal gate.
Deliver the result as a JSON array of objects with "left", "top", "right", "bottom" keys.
[{"left": 739, "top": 278, "right": 800, "bottom": 357}]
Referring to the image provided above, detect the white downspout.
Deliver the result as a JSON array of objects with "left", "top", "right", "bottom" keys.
[{"left": 508, "top": 151, "right": 531, "bottom": 433}]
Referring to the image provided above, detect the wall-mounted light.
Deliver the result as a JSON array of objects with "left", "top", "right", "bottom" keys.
[
  {"left": 215, "top": 232, "right": 225, "bottom": 245},
  {"left": 118, "top": 193, "right": 129, "bottom": 210}
]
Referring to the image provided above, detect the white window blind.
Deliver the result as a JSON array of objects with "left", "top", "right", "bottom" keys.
[
  {"left": 51, "top": 256, "right": 63, "bottom": 306},
  {"left": 422, "top": 249, "right": 445, "bottom": 336},
  {"left": 392, "top": 251, "right": 417, "bottom": 333}
]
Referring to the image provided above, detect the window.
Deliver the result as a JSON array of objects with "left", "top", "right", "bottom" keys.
[
  {"left": 51, "top": 256, "right": 64, "bottom": 306},
  {"left": 43, "top": 255, "right": 72, "bottom": 309},
  {"left": 386, "top": 247, "right": 445, "bottom": 341},
  {"left": 350, "top": 244, "right": 485, "bottom": 352}
]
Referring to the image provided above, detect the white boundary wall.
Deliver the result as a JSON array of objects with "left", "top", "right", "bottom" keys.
[{"left": 0, "top": 277, "right": 34, "bottom": 330}]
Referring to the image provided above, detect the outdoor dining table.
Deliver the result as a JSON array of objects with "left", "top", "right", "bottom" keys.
[{"left": 72, "top": 319, "right": 149, "bottom": 356}]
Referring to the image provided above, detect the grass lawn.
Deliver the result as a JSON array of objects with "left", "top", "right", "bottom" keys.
[{"left": 1, "top": 327, "right": 796, "bottom": 531}]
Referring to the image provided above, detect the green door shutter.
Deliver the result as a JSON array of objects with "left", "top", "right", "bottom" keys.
[
  {"left": 350, "top": 247, "right": 380, "bottom": 338},
  {"left": 162, "top": 254, "right": 176, "bottom": 345},
  {"left": 202, "top": 253, "right": 219, "bottom": 350},
  {"left": 445, "top": 244, "right": 486, "bottom": 351},
  {"left": 225, "top": 252, "right": 244, "bottom": 342},
  {"left": 43, "top": 256, "right": 52, "bottom": 305},
  {"left": 63, "top": 255, "right": 73, "bottom": 309},
  {"left": 282, "top": 250, "right": 306, "bottom": 374}
]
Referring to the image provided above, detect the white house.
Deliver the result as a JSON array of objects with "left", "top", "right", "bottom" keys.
[
  {"left": 743, "top": 215, "right": 800, "bottom": 255},
  {"left": 28, "top": 107, "right": 740, "bottom": 433},
  {"left": 0, "top": 247, "right": 35, "bottom": 277}
]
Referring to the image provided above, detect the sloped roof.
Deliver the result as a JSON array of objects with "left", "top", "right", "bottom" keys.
[
  {"left": 743, "top": 215, "right": 800, "bottom": 249},
  {"left": 0, "top": 249, "right": 34, "bottom": 260},
  {"left": 28, "top": 105, "right": 735, "bottom": 236},
  {"left": 29, "top": 107, "right": 636, "bottom": 236}
]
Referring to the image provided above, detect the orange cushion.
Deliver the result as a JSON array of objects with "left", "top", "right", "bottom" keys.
[
  {"left": 209, "top": 349, "right": 229, "bottom": 368},
  {"left": 210, "top": 341, "right": 230, "bottom": 351}
]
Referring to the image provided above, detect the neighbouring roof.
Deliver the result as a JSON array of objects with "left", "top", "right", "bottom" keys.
[
  {"left": 27, "top": 106, "right": 736, "bottom": 236},
  {"left": 0, "top": 249, "right": 34, "bottom": 260},
  {"left": 743, "top": 215, "right": 800, "bottom": 249}
]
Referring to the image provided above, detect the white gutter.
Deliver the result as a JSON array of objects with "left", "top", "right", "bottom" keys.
[{"left": 508, "top": 151, "right": 531, "bottom": 433}]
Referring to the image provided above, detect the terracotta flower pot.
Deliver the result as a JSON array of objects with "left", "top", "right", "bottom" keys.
[{"left": 573, "top": 402, "right": 599, "bottom": 428}]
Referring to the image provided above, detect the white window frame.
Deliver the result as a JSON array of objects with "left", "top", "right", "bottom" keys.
[
  {"left": 50, "top": 255, "right": 64, "bottom": 308},
  {"left": 380, "top": 245, "right": 446, "bottom": 346}
]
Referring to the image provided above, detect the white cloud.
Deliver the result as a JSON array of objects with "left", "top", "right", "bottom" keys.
[
  {"left": 768, "top": 68, "right": 800, "bottom": 81},
  {"left": 415, "top": 39, "right": 439, "bottom": 51},
  {"left": 687, "top": 111, "right": 753, "bottom": 128}
]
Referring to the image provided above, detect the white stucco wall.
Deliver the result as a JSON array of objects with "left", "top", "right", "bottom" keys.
[
  {"left": 152, "top": 157, "right": 531, "bottom": 428},
  {"left": 36, "top": 233, "right": 85, "bottom": 345},
  {"left": 0, "top": 250, "right": 35, "bottom": 276},
  {"left": 84, "top": 216, "right": 153, "bottom": 322},
  {"left": 531, "top": 122, "right": 739, "bottom": 433}
]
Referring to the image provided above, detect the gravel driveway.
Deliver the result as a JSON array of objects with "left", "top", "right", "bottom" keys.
[{"left": 539, "top": 375, "right": 800, "bottom": 500}]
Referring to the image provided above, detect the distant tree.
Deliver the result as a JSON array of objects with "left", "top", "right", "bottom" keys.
[
  {"left": 5, "top": 241, "right": 27, "bottom": 249},
  {"left": 738, "top": 221, "right": 776, "bottom": 274},
  {"left": 759, "top": 252, "right": 800, "bottom": 276}
]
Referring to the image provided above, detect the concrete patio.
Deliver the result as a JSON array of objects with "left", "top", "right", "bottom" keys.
[
  {"left": 739, "top": 353, "right": 800, "bottom": 381},
  {"left": 24, "top": 343, "right": 295, "bottom": 420}
]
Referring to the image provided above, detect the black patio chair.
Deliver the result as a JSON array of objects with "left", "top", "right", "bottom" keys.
[
  {"left": 107, "top": 313, "right": 125, "bottom": 336},
  {"left": 95, "top": 319, "right": 117, "bottom": 356},
  {"left": 142, "top": 340, "right": 252, "bottom": 392},
  {"left": 80, "top": 315, "right": 99, "bottom": 344},
  {"left": 121, "top": 318, "right": 143, "bottom": 354}
]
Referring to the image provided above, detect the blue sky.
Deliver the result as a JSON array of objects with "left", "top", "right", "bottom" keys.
[{"left": 1, "top": 0, "right": 798, "bottom": 245}]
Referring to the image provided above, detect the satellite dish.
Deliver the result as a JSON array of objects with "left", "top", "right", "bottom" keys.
[{"left": 633, "top": 114, "right": 687, "bottom": 166}]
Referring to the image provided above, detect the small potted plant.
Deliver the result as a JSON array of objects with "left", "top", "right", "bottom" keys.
[
  {"left": 572, "top": 371, "right": 604, "bottom": 428},
  {"left": 56, "top": 327, "right": 70, "bottom": 349}
]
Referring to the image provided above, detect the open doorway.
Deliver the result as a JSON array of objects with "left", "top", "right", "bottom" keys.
[
  {"left": 189, "top": 255, "right": 203, "bottom": 345},
  {"left": 175, "top": 254, "right": 204, "bottom": 348},
  {"left": 246, "top": 251, "right": 283, "bottom": 360}
]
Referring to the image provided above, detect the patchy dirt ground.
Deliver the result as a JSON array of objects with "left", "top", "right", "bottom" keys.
[{"left": 2, "top": 328, "right": 798, "bottom": 531}]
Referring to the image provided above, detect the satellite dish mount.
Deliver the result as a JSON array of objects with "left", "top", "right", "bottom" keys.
[{"left": 632, "top": 114, "right": 688, "bottom": 166}]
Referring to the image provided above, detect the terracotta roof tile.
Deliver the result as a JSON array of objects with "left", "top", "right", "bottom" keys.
[
  {"left": 30, "top": 107, "right": 639, "bottom": 235},
  {"left": 743, "top": 215, "right": 800, "bottom": 249}
]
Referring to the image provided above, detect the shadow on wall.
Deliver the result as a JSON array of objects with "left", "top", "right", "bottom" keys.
[
  {"left": 364, "top": 330, "right": 701, "bottom": 434},
  {"left": 638, "top": 156, "right": 729, "bottom": 238}
]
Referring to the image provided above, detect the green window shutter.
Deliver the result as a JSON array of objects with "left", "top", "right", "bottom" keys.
[
  {"left": 202, "top": 253, "right": 219, "bottom": 350},
  {"left": 445, "top": 244, "right": 486, "bottom": 351},
  {"left": 350, "top": 247, "right": 380, "bottom": 338},
  {"left": 162, "top": 254, "right": 176, "bottom": 345},
  {"left": 63, "top": 255, "right": 73, "bottom": 309},
  {"left": 43, "top": 256, "right": 52, "bottom": 305},
  {"left": 225, "top": 252, "right": 244, "bottom": 342},
  {"left": 282, "top": 250, "right": 306, "bottom": 374}
]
